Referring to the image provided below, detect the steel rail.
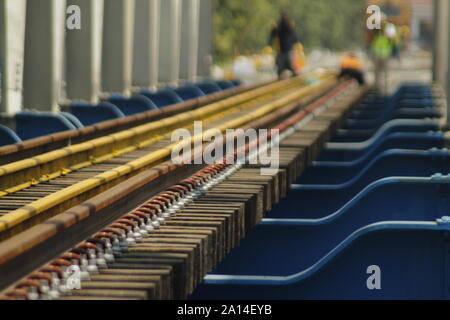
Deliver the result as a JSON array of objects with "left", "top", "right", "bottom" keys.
[
  {"left": 0, "top": 79, "right": 369, "bottom": 296},
  {"left": 0, "top": 77, "right": 302, "bottom": 198},
  {"left": 0, "top": 80, "right": 275, "bottom": 165},
  {"left": 0, "top": 73, "right": 336, "bottom": 239}
]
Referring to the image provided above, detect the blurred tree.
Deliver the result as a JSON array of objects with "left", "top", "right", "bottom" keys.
[{"left": 213, "top": 0, "right": 365, "bottom": 63}]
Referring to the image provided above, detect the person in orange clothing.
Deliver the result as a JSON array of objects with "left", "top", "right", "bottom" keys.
[{"left": 338, "top": 52, "right": 365, "bottom": 85}]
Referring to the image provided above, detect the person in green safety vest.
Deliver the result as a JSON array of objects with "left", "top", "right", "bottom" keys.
[{"left": 370, "top": 22, "right": 394, "bottom": 95}]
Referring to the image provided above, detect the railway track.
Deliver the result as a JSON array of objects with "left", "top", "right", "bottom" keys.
[
  {"left": 0, "top": 74, "right": 368, "bottom": 299},
  {"left": 0, "top": 73, "right": 337, "bottom": 241},
  {"left": 0, "top": 81, "right": 272, "bottom": 166}
]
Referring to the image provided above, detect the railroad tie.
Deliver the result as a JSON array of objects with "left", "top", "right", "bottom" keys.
[
  {"left": 55, "top": 133, "right": 324, "bottom": 300},
  {"left": 0, "top": 80, "right": 367, "bottom": 301}
]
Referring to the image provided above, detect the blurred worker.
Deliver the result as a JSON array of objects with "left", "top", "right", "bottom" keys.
[
  {"left": 268, "top": 22, "right": 279, "bottom": 52},
  {"left": 339, "top": 52, "right": 365, "bottom": 85},
  {"left": 268, "top": 12, "right": 301, "bottom": 78},
  {"left": 370, "top": 22, "right": 393, "bottom": 94}
]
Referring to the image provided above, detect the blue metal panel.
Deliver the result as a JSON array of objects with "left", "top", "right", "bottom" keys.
[
  {"left": 107, "top": 94, "right": 159, "bottom": 116},
  {"left": 269, "top": 175, "right": 450, "bottom": 219},
  {"left": 266, "top": 152, "right": 449, "bottom": 218},
  {"left": 60, "top": 112, "right": 84, "bottom": 129},
  {"left": 194, "top": 177, "right": 450, "bottom": 274},
  {"left": 68, "top": 102, "right": 125, "bottom": 126},
  {"left": 397, "top": 99, "right": 435, "bottom": 108},
  {"left": 317, "top": 132, "right": 444, "bottom": 162},
  {"left": 331, "top": 119, "right": 439, "bottom": 142},
  {"left": 192, "top": 223, "right": 449, "bottom": 299},
  {"left": 215, "top": 80, "right": 235, "bottom": 90},
  {"left": 297, "top": 148, "right": 449, "bottom": 185},
  {"left": 15, "top": 112, "right": 77, "bottom": 140},
  {"left": 195, "top": 81, "right": 222, "bottom": 94},
  {"left": 173, "top": 84, "right": 206, "bottom": 100},
  {"left": 344, "top": 108, "right": 441, "bottom": 129},
  {"left": 0, "top": 125, "right": 22, "bottom": 146},
  {"left": 189, "top": 83, "right": 450, "bottom": 300},
  {"left": 340, "top": 85, "right": 439, "bottom": 130},
  {"left": 140, "top": 88, "right": 183, "bottom": 107}
]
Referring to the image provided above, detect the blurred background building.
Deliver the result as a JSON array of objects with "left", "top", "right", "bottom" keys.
[{"left": 0, "top": 0, "right": 443, "bottom": 122}]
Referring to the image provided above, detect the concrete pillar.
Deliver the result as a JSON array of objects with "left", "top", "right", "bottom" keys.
[
  {"left": 433, "top": 0, "right": 449, "bottom": 90},
  {"left": 132, "top": 0, "right": 160, "bottom": 89},
  {"left": 432, "top": 0, "right": 440, "bottom": 82},
  {"left": 158, "top": 0, "right": 182, "bottom": 85},
  {"left": 433, "top": 0, "right": 450, "bottom": 123},
  {"left": 23, "top": 0, "right": 66, "bottom": 112},
  {"left": 446, "top": 0, "right": 450, "bottom": 122},
  {"left": 0, "top": 0, "right": 27, "bottom": 115},
  {"left": 101, "top": 0, "right": 135, "bottom": 95},
  {"left": 180, "top": 0, "right": 200, "bottom": 81},
  {"left": 197, "top": 0, "right": 213, "bottom": 78},
  {"left": 66, "top": 0, "right": 104, "bottom": 102}
]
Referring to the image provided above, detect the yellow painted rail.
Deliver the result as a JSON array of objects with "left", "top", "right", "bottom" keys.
[
  {"left": 0, "top": 76, "right": 302, "bottom": 197},
  {"left": 0, "top": 73, "right": 336, "bottom": 234}
]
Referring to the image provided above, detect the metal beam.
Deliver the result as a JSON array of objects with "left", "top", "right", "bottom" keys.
[
  {"left": 101, "top": 0, "right": 135, "bottom": 95},
  {"left": 197, "top": 0, "right": 213, "bottom": 78},
  {"left": 0, "top": 0, "right": 27, "bottom": 115},
  {"left": 433, "top": 0, "right": 450, "bottom": 124},
  {"left": 433, "top": 0, "right": 449, "bottom": 89},
  {"left": 445, "top": 0, "right": 450, "bottom": 124},
  {"left": 23, "top": 0, "right": 66, "bottom": 112},
  {"left": 158, "top": 0, "right": 182, "bottom": 85},
  {"left": 132, "top": 0, "right": 160, "bottom": 89},
  {"left": 180, "top": 0, "right": 200, "bottom": 81},
  {"left": 433, "top": 0, "right": 439, "bottom": 82},
  {"left": 66, "top": 0, "right": 104, "bottom": 102}
]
